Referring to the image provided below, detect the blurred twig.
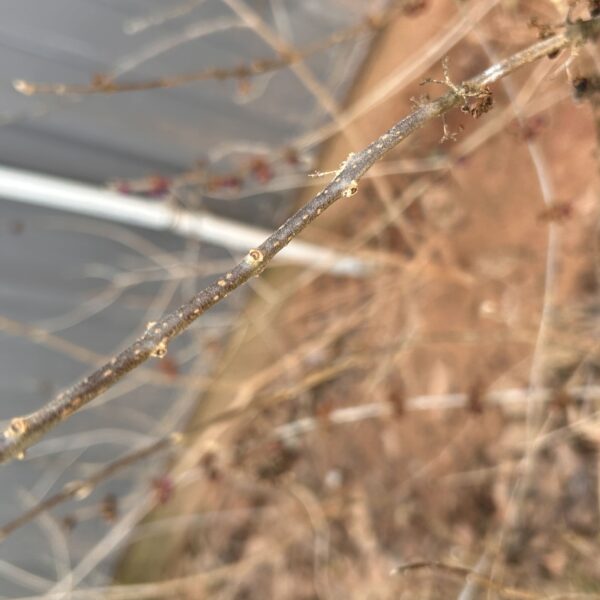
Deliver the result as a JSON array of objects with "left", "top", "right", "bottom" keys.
[
  {"left": 12, "top": 2, "right": 410, "bottom": 96},
  {"left": 392, "top": 561, "right": 539, "bottom": 599},
  {"left": 0, "top": 435, "right": 180, "bottom": 542}
]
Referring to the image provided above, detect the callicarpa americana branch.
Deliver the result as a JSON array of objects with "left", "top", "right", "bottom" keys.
[{"left": 1, "top": 16, "right": 599, "bottom": 465}]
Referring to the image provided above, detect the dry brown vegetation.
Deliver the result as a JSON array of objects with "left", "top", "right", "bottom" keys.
[
  {"left": 4, "top": 0, "right": 600, "bottom": 598},
  {"left": 111, "top": 2, "right": 600, "bottom": 597}
]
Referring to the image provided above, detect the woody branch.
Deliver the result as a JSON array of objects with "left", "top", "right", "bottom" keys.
[{"left": 0, "top": 16, "right": 597, "bottom": 465}]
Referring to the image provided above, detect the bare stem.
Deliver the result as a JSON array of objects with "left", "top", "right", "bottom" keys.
[
  {"left": 12, "top": 2, "right": 406, "bottom": 96},
  {"left": 1, "top": 16, "right": 598, "bottom": 465},
  {"left": 392, "top": 561, "right": 538, "bottom": 599},
  {"left": 0, "top": 435, "right": 179, "bottom": 542}
]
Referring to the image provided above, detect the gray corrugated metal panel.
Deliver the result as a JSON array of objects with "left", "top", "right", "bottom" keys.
[
  {"left": 0, "top": 1, "right": 135, "bottom": 67},
  {"left": 0, "top": 0, "right": 229, "bottom": 67},
  {"left": 0, "top": 88, "right": 302, "bottom": 184},
  {"left": 0, "top": 123, "right": 184, "bottom": 182},
  {"left": 0, "top": 202, "right": 175, "bottom": 322}
]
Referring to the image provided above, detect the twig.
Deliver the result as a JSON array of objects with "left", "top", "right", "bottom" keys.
[
  {"left": 0, "top": 435, "right": 180, "bottom": 542},
  {"left": 123, "top": 0, "right": 206, "bottom": 35},
  {"left": 221, "top": 0, "right": 418, "bottom": 249},
  {"left": 0, "top": 315, "right": 211, "bottom": 390},
  {"left": 14, "top": 559, "right": 254, "bottom": 600},
  {"left": 1, "top": 17, "right": 598, "bottom": 465},
  {"left": 12, "top": 3, "right": 406, "bottom": 96},
  {"left": 274, "top": 385, "right": 600, "bottom": 440},
  {"left": 291, "top": 0, "right": 500, "bottom": 152},
  {"left": 465, "top": 6, "right": 560, "bottom": 572},
  {"left": 391, "top": 561, "right": 539, "bottom": 599}
]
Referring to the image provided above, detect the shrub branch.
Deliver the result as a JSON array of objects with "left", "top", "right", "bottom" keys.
[
  {"left": 12, "top": 1, "right": 409, "bottom": 96},
  {"left": 0, "top": 16, "right": 598, "bottom": 465},
  {"left": 0, "top": 434, "right": 180, "bottom": 542}
]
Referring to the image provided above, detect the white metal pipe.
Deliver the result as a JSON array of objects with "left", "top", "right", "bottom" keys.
[{"left": 0, "top": 164, "right": 369, "bottom": 276}]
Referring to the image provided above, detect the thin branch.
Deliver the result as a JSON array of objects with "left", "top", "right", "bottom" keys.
[
  {"left": 12, "top": 3, "right": 406, "bottom": 96},
  {"left": 291, "top": 0, "right": 500, "bottom": 152},
  {"left": 391, "top": 561, "right": 539, "bottom": 600},
  {"left": 14, "top": 560, "right": 253, "bottom": 600},
  {"left": 1, "top": 17, "right": 597, "bottom": 465},
  {"left": 274, "top": 385, "right": 600, "bottom": 440},
  {"left": 0, "top": 435, "right": 180, "bottom": 542},
  {"left": 467, "top": 6, "right": 562, "bottom": 572},
  {"left": 0, "top": 315, "right": 212, "bottom": 391},
  {"left": 123, "top": 0, "right": 207, "bottom": 36},
  {"left": 221, "top": 0, "right": 418, "bottom": 249}
]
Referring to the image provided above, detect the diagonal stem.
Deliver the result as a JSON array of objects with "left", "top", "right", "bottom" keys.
[{"left": 0, "top": 17, "right": 598, "bottom": 465}]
